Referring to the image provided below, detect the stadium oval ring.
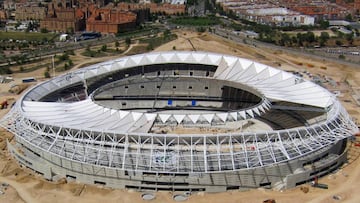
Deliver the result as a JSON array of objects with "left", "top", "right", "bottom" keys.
[{"left": 1, "top": 51, "right": 358, "bottom": 192}]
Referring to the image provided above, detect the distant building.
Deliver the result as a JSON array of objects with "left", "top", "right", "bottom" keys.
[
  {"left": 139, "top": 0, "right": 151, "bottom": 4},
  {"left": 40, "top": 1, "right": 86, "bottom": 32},
  {"left": 86, "top": 9, "right": 137, "bottom": 34},
  {"left": 3, "top": 0, "right": 16, "bottom": 10},
  {"left": 117, "top": 3, "right": 185, "bottom": 15},
  {"left": 218, "top": 0, "right": 353, "bottom": 23},
  {"left": 0, "top": 10, "right": 8, "bottom": 20},
  {"left": 247, "top": 7, "right": 314, "bottom": 26},
  {"left": 162, "top": 0, "right": 186, "bottom": 5},
  {"left": 15, "top": 6, "right": 46, "bottom": 21},
  {"left": 220, "top": 2, "right": 315, "bottom": 26},
  {"left": 335, "top": 0, "right": 360, "bottom": 16},
  {"left": 277, "top": 0, "right": 351, "bottom": 21}
]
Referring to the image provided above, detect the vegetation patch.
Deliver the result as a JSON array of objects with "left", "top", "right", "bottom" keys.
[
  {"left": 170, "top": 16, "right": 220, "bottom": 26},
  {"left": 81, "top": 46, "right": 107, "bottom": 57},
  {"left": 140, "top": 31, "right": 177, "bottom": 50},
  {"left": 0, "top": 31, "right": 57, "bottom": 41}
]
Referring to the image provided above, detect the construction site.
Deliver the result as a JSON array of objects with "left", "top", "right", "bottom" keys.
[{"left": 0, "top": 30, "right": 359, "bottom": 203}]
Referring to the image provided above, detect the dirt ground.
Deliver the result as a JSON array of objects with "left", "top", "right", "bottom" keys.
[{"left": 0, "top": 30, "right": 360, "bottom": 203}]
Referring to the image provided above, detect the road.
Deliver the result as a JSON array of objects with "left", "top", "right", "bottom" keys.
[
  {"left": 212, "top": 27, "right": 360, "bottom": 67},
  {"left": 0, "top": 28, "right": 164, "bottom": 68}
]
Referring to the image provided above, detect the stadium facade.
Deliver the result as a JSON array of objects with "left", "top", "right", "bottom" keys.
[{"left": 1, "top": 51, "right": 358, "bottom": 192}]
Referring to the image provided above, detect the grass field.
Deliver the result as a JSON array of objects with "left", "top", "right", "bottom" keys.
[{"left": 0, "top": 31, "right": 58, "bottom": 41}]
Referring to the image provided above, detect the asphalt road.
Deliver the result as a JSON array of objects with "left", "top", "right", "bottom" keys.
[{"left": 213, "top": 27, "right": 360, "bottom": 67}]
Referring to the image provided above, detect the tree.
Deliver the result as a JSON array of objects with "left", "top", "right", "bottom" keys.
[
  {"left": 279, "top": 33, "right": 291, "bottom": 46},
  {"left": 44, "top": 71, "right": 51, "bottom": 78},
  {"left": 319, "top": 32, "right": 330, "bottom": 46},
  {"left": 15, "top": 21, "right": 21, "bottom": 30},
  {"left": 319, "top": 20, "right": 329, "bottom": 29},
  {"left": 345, "top": 14, "right": 353, "bottom": 22},
  {"left": 101, "top": 45, "right": 107, "bottom": 52},
  {"left": 66, "top": 27, "right": 74, "bottom": 34},
  {"left": 355, "top": 29, "right": 359, "bottom": 37},
  {"left": 26, "top": 21, "right": 34, "bottom": 32},
  {"left": 346, "top": 33, "right": 354, "bottom": 45},
  {"left": 66, "top": 50, "right": 75, "bottom": 55},
  {"left": 40, "top": 28, "right": 48, "bottom": 33},
  {"left": 125, "top": 37, "right": 131, "bottom": 46},
  {"left": 163, "top": 29, "right": 171, "bottom": 38},
  {"left": 296, "top": 33, "right": 304, "bottom": 46},
  {"left": 305, "top": 32, "right": 315, "bottom": 43},
  {"left": 58, "top": 53, "right": 69, "bottom": 61},
  {"left": 339, "top": 54, "right": 346, "bottom": 60},
  {"left": 147, "top": 43, "right": 153, "bottom": 51},
  {"left": 335, "top": 40, "right": 343, "bottom": 46}
]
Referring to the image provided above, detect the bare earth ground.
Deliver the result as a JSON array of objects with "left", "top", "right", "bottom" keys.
[{"left": 0, "top": 30, "right": 360, "bottom": 203}]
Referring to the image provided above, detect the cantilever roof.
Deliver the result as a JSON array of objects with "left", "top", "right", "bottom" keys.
[{"left": 20, "top": 51, "right": 334, "bottom": 133}]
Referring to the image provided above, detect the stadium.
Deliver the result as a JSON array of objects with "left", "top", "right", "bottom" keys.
[{"left": 1, "top": 51, "right": 358, "bottom": 193}]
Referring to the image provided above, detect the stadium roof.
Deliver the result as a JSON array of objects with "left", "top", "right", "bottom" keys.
[{"left": 20, "top": 51, "right": 334, "bottom": 133}]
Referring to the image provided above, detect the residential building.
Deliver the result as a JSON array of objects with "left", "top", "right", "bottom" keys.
[
  {"left": 86, "top": 8, "right": 137, "bottom": 33},
  {"left": 15, "top": 6, "right": 46, "bottom": 21}
]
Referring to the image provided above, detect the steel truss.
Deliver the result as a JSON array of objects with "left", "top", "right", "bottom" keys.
[
  {"left": 1, "top": 98, "right": 356, "bottom": 173},
  {"left": 0, "top": 51, "right": 358, "bottom": 176}
]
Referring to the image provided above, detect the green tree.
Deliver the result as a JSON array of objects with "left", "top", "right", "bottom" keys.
[
  {"left": 147, "top": 43, "right": 154, "bottom": 51},
  {"left": 66, "top": 50, "right": 75, "bottom": 55},
  {"left": 163, "top": 29, "right": 171, "bottom": 38},
  {"left": 319, "top": 32, "right": 330, "bottom": 46},
  {"left": 279, "top": 33, "right": 291, "bottom": 46},
  {"left": 101, "top": 45, "right": 107, "bottom": 52},
  {"left": 15, "top": 21, "right": 21, "bottom": 30},
  {"left": 335, "top": 40, "right": 343, "bottom": 46},
  {"left": 40, "top": 28, "right": 48, "bottom": 33},
  {"left": 355, "top": 29, "right": 359, "bottom": 37},
  {"left": 319, "top": 20, "right": 329, "bottom": 29},
  {"left": 346, "top": 33, "right": 354, "bottom": 45},
  {"left": 125, "top": 37, "right": 131, "bottom": 46},
  {"left": 305, "top": 32, "right": 315, "bottom": 43},
  {"left": 345, "top": 14, "right": 353, "bottom": 22},
  {"left": 58, "top": 53, "right": 69, "bottom": 61},
  {"left": 66, "top": 27, "right": 74, "bottom": 34},
  {"left": 44, "top": 71, "right": 50, "bottom": 78}
]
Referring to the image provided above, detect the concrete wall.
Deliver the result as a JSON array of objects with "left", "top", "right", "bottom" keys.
[{"left": 7, "top": 138, "right": 348, "bottom": 192}]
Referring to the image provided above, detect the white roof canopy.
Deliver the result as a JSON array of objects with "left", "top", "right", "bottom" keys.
[{"left": 20, "top": 51, "right": 335, "bottom": 134}]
